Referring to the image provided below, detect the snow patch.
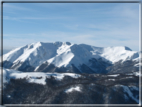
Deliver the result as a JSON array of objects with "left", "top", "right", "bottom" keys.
[
  {"left": 107, "top": 74, "right": 119, "bottom": 77},
  {"left": 108, "top": 79, "right": 115, "bottom": 81},
  {"left": 7, "top": 95, "right": 11, "bottom": 98},
  {"left": 125, "top": 76, "right": 133, "bottom": 79},
  {"left": 126, "top": 73, "right": 134, "bottom": 76},
  {"left": 134, "top": 63, "right": 139, "bottom": 67},
  {"left": 134, "top": 72, "right": 141, "bottom": 76},
  {"left": 65, "top": 86, "right": 81, "bottom": 93}
]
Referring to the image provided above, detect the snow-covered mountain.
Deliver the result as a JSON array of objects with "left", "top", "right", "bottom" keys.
[{"left": 1, "top": 41, "right": 139, "bottom": 73}]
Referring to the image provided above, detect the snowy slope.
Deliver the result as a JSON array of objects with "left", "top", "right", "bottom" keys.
[
  {"left": 101, "top": 46, "right": 138, "bottom": 63},
  {"left": 48, "top": 42, "right": 74, "bottom": 67},
  {"left": 37, "top": 42, "right": 138, "bottom": 70},
  {"left": 1, "top": 41, "right": 139, "bottom": 72},
  {"left": 2, "top": 42, "right": 61, "bottom": 67},
  {"left": 1, "top": 67, "right": 80, "bottom": 85}
]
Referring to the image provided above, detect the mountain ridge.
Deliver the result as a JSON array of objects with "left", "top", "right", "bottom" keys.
[{"left": 1, "top": 41, "right": 139, "bottom": 74}]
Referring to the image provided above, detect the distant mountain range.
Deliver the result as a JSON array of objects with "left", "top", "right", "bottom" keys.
[{"left": 1, "top": 41, "right": 140, "bottom": 74}]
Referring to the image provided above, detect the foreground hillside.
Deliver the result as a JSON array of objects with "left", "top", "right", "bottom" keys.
[{"left": 2, "top": 68, "right": 140, "bottom": 104}]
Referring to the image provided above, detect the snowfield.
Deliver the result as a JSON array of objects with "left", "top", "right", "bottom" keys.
[{"left": 1, "top": 67, "right": 81, "bottom": 85}]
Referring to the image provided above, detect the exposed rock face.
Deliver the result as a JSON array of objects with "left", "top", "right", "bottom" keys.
[
  {"left": 10, "top": 60, "right": 35, "bottom": 72},
  {"left": 107, "top": 59, "right": 140, "bottom": 74}
]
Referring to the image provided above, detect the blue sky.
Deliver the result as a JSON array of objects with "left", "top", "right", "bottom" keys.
[{"left": 3, "top": 2, "right": 139, "bottom": 53}]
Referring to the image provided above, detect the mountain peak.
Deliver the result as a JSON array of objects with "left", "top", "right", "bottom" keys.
[
  {"left": 29, "top": 41, "right": 42, "bottom": 48},
  {"left": 124, "top": 46, "right": 132, "bottom": 51},
  {"left": 53, "top": 41, "right": 63, "bottom": 47},
  {"left": 65, "top": 42, "right": 71, "bottom": 45}
]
